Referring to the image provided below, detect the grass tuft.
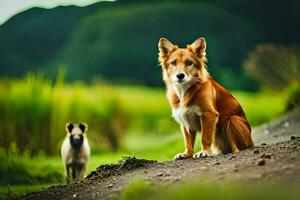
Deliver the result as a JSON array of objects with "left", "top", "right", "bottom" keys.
[{"left": 119, "top": 179, "right": 300, "bottom": 200}]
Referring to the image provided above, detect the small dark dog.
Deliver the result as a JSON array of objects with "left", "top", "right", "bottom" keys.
[{"left": 61, "top": 122, "right": 90, "bottom": 183}]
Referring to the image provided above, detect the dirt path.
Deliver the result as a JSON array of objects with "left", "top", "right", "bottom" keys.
[{"left": 19, "top": 109, "right": 300, "bottom": 200}]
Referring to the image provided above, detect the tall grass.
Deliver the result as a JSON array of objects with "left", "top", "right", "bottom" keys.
[
  {"left": 0, "top": 148, "right": 63, "bottom": 185},
  {"left": 0, "top": 74, "right": 126, "bottom": 155},
  {"left": 0, "top": 74, "right": 287, "bottom": 156},
  {"left": 285, "top": 83, "right": 300, "bottom": 111},
  {"left": 244, "top": 44, "right": 300, "bottom": 90}
]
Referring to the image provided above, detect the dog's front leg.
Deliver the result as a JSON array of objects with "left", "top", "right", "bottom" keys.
[
  {"left": 194, "top": 111, "right": 219, "bottom": 158},
  {"left": 78, "top": 165, "right": 86, "bottom": 180},
  {"left": 174, "top": 125, "right": 196, "bottom": 160},
  {"left": 66, "top": 164, "right": 71, "bottom": 184}
]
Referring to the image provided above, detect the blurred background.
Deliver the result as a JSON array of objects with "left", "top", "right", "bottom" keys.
[{"left": 0, "top": 0, "right": 300, "bottom": 197}]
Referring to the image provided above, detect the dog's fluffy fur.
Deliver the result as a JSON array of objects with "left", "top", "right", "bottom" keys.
[
  {"left": 61, "top": 122, "right": 90, "bottom": 183},
  {"left": 158, "top": 37, "right": 254, "bottom": 160}
]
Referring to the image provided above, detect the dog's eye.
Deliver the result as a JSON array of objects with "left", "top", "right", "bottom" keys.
[
  {"left": 186, "top": 60, "right": 193, "bottom": 66},
  {"left": 170, "top": 60, "right": 176, "bottom": 66}
]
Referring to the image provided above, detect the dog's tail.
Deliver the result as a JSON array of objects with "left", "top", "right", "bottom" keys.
[{"left": 225, "top": 115, "right": 254, "bottom": 152}]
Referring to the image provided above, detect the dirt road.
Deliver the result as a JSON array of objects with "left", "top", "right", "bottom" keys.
[{"left": 19, "top": 109, "right": 300, "bottom": 200}]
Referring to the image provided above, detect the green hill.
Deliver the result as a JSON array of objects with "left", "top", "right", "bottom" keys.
[{"left": 0, "top": 1, "right": 114, "bottom": 76}]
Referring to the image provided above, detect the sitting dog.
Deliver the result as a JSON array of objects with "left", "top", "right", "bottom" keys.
[
  {"left": 158, "top": 37, "right": 254, "bottom": 160},
  {"left": 61, "top": 122, "right": 90, "bottom": 183}
]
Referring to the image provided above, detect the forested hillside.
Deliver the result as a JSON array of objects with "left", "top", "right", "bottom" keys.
[{"left": 0, "top": 0, "right": 299, "bottom": 89}]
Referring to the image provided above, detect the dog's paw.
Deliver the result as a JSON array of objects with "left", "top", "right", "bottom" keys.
[
  {"left": 174, "top": 152, "right": 193, "bottom": 160},
  {"left": 233, "top": 149, "right": 240, "bottom": 153},
  {"left": 193, "top": 150, "right": 212, "bottom": 158}
]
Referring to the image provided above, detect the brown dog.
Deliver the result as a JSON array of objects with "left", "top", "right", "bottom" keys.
[{"left": 158, "top": 37, "right": 254, "bottom": 160}]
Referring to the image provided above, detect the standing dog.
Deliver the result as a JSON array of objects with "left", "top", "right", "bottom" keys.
[
  {"left": 61, "top": 122, "right": 90, "bottom": 183},
  {"left": 158, "top": 37, "right": 254, "bottom": 160}
]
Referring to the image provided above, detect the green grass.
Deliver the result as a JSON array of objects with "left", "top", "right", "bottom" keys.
[
  {"left": 0, "top": 148, "right": 63, "bottom": 185},
  {"left": 0, "top": 75, "right": 289, "bottom": 198},
  {"left": 0, "top": 132, "right": 186, "bottom": 197},
  {"left": 119, "top": 179, "right": 300, "bottom": 200},
  {"left": 233, "top": 91, "right": 286, "bottom": 126},
  {"left": 0, "top": 75, "right": 286, "bottom": 156},
  {"left": 124, "top": 133, "right": 203, "bottom": 161},
  {"left": 0, "top": 183, "right": 53, "bottom": 200},
  {"left": 0, "top": 74, "right": 125, "bottom": 155},
  {"left": 0, "top": 152, "right": 123, "bottom": 198}
]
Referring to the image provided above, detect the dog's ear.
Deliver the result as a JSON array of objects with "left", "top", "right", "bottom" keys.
[
  {"left": 190, "top": 37, "right": 206, "bottom": 58},
  {"left": 158, "top": 38, "right": 175, "bottom": 56},
  {"left": 66, "top": 122, "right": 74, "bottom": 133},
  {"left": 79, "top": 123, "right": 88, "bottom": 133}
]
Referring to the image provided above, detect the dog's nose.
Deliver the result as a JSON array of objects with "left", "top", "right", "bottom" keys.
[{"left": 176, "top": 73, "right": 185, "bottom": 80}]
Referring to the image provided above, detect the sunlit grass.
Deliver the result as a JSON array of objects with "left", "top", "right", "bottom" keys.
[
  {"left": 233, "top": 91, "right": 286, "bottom": 126},
  {"left": 124, "top": 132, "right": 204, "bottom": 161},
  {"left": 0, "top": 183, "right": 53, "bottom": 200},
  {"left": 0, "top": 75, "right": 286, "bottom": 156},
  {"left": 0, "top": 75, "right": 125, "bottom": 155},
  {"left": 118, "top": 86, "right": 169, "bottom": 117},
  {"left": 119, "top": 179, "right": 300, "bottom": 200}
]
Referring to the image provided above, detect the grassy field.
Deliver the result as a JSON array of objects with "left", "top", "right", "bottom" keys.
[
  {"left": 0, "top": 183, "right": 52, "bottom": 199},
  {"left": 119, "top": 179, "right": 300, "bottom": 200},
  {"left": 0, "top": 75, "right": 286, "bottom": 154},
  {"left": 0, "top": 75, "right": 288, "bottom": 198}
]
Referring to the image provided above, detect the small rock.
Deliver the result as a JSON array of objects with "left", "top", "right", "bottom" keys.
[
  {"left": 214, "top": 162, "right": 220, "bottom": 165},
  {"left": 174, "top": 177, "right": 180, "bottom": 182},
  {"left": 108, "top": 183, "right": 113, "bottom": 188},
  {"left": 283, "top": 122, "right": 290, "bottom": 127},
  {"left": 253, "top": 150, "right": 260, "bottom": 154},
  {"left": 282, "top": 166, "right": 291, "bottom": 171},
  {"left": 289, "top": 156, "right": 296, "bottom": 160},
  {"left": 257, "top": 159, "right": 266, "bottom": 166},
  {"left": 260, "top": 154, "right": 271, "bottom": 159},
  {"left": 217, "top": 175, "right": 225, "bottom": 180},
  {"left": 229, "top": 155, "right": 236, "bottom": 160},
  {"left": 291, "top": 136, "right": 296, "bottom": 140},
  {"left": 72, "top": 194, "right": 77, "bottom": 198},
  {"left": 157, "top": 172, "right": 163, "bottom": 176}
]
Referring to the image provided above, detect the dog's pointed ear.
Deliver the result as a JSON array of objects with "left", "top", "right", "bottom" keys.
[
  {"left": 79, "top": 123, "right": 88, "bottom": 133},
  {"left": 158, "top": 38, "right": 175, "bottom": 56},
  {"left": 66, "top": 122, "right": 74, "bottom": 133},
  {"left": 190, "top": 37, "right": 206, "bottom": 58}
]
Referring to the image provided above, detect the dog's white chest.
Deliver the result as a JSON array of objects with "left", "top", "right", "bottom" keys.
[{"left": 172, "top": 105, "right": 202, "bottom": 131}]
